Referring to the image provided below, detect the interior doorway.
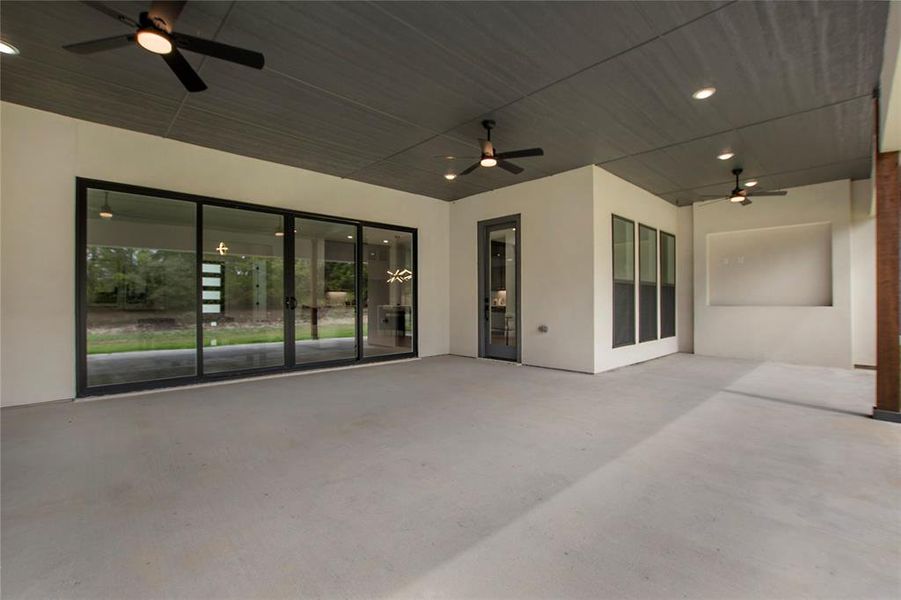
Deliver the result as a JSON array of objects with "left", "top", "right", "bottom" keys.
[{"left": 478, "top": 215, "right": 521, "bottom": 361}]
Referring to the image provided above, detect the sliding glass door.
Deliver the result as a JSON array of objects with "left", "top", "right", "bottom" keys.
[
  {"left": 77, "top": 179, "right": 417, "bottom": 396},
  {"left": 84, "top": 190, "right": 197, "bottom": 387},
  {"left": 362, "top": 226, "right": 414, "bottom": 358},
  {"left": 202, "top": 205, "right": 286, "bottom": 374},
  {"left": 294, "top": 218, "right": 358, "bottom": 364}
]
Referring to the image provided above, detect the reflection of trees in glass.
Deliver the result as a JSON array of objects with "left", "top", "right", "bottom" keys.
[
  {"left": 86, "top": 246, "right": 194, "bottom": 311},
  {"left": 325, "top": 261, "right": 355, "bottom": 296}
]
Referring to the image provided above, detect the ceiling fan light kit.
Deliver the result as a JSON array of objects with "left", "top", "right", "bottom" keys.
[
  {"left": 136, "top": 28, "right": 172, "bottom": 54},
  {"left": 455, "top": 120, "right": 544, "bottom": 177},
  {"left": 698, "top": 168, "right": 789, "bottom": 207},
  {"left": 63, "top": 1, "right": 265, "bottom": 93}
]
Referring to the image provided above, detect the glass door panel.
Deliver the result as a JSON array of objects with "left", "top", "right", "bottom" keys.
[
  {"left": 202, "top": 205, "right": 285, "bottom": 373},
  {"left": 85, "top": 189, "right": 196, "bottom": 387},
  {"left": 294, "top": 218, "right": 357, "bottom": 364},
  {"left": 362, "top": 227, "right": 414, "bottom": 358},
  {"left": 484, "top": 224, "right": 518, "bottom": 360}
]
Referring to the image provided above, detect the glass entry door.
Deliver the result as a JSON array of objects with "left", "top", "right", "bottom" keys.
[{"left": 479, "top": 216, "right": 520, "bottom": 361}]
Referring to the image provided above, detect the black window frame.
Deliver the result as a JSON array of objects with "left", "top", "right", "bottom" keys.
[
  {"left": 611, "top": 214, "right": 636, "bottom": 348},
  {"left": 76, "top": 177, "right": 418, "bottom": 397},
  {"left": 659, "top": 230, "right": 676, "bottom": 339},
  {"left": 638, "top": 223, "right": 658, "bottom": 343}
]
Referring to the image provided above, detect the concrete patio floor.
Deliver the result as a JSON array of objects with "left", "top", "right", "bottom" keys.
[{"left": 2, "top": 354, "right": 898, "bottom": 599}]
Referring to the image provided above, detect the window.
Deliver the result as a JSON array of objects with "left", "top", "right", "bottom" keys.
[
  {"left": 660, "top": 231, "right": 675, "bottom": 338},
  {"left": 77, "top": 180, "right": 417, "bottom": 396},
  {"left": 83, "top": 190, "right": 197, "bottom": 387},
  {"left": 612, "top": 215, "right": 635, "bottom": 347},
  {"left": 639, "top": 224, "right": 658, "bottom": 342}
]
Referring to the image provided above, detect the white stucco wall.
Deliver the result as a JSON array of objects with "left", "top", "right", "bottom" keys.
[
  {"left": 592, "top": 166, "right": 681, "bottom": 373},
  {"left": 850, "top": 178, "right": 876, "bottom": 367},
  {"left": 0, "top": 102, "right": 451, "bottom": 406},
  {"left": 448, "top": 167, "right": 596, "bottom": 373},
  {"left": 692, "top": 179, "right": 853, "bottom": 368}
]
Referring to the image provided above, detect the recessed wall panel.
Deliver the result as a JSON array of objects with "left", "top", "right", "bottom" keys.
[{"left": 707, "top": 222, "right": 832, "bottom": 307}]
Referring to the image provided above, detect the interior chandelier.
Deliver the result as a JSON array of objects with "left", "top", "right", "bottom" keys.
[{"left": 387, "top": 268, "right": 413, "bottom": 283}]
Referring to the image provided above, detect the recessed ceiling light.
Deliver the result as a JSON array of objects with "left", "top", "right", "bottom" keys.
[
  {"left": 744, "top": 179, "right": 758, "bottom": 187},
  {"left": 0, "top": 40, "right": 20, "bottom": 55},
  {"left": 692, "top": 87, "right": 716, "bottom": 100},
  {"left": 444, "top": 173, "right": 457, "bottom": 181},
  {"left": 480, "top": 157, "right": 497, "bottom": 168},
  {"left": 717, "top": 152, "right": 734, "bottom": 160},
  {"left": 347, "top": 235, "right": 353, "bottom": 239},
  {"left": 274, "top": 231, "right": 284, "bottom": 237},
  {"left": 136, "top": 29, "right": 173, "bottom": 54}
]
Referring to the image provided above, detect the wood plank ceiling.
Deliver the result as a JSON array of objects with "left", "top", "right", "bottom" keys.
[{"left": 0, "top": 1, "right": 889, "bottom": 203}]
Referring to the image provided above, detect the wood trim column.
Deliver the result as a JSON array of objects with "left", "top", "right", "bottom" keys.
[{"left": 874, "top": 150, "right": 900, "bottom": 421}]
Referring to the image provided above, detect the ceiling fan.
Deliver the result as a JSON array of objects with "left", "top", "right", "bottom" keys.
[
  {"left": 63, "top": 1, "right": 265, "bottom": 92},
  {"left": 454, "top": 120, "right": 544, "bottom": 176},
  {"left": 698, "top": 168, "right": 788, "bottom": 206}
]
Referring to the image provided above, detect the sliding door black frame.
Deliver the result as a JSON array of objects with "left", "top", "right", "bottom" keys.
[{"left": 75, "top": 177, "right": 418, "bottom": 398}]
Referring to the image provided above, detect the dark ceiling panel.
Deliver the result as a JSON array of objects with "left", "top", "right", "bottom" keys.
[
  {"left": 350, "top": 160, "right": 491, "bottom": 202},
  {"left": 601, "top": 128, "right": 767, "bottom": 195},
  {"left": 374, "top": 1, "right": 660, "bottom": 95},
  {"left": 636, "top": 1, "right": 730, "bottom": 35},
  {"left": 654, "top": 0, "right": 887, "bottom": 129},
  {"left": 736, "top": 96, "right": 872, "bottom": 176},
  {"left": 0, "top": 56, "right": 180, "bottom": 137},
  {"left": 216, "top": 1, "right": 513, "bottom": 132},
  {"left": 185, "top": 60, "right": 434, "bottom": 162},
  {"left": 0, "top": 1, "right": 888, "bottom": 204},
  {"left": 168, "top": 106, "right": 380, "bottom": 177}
]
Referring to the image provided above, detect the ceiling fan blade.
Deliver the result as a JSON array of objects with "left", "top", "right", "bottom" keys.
[
  {"left": 497, "top": 160, "right": 524, "bottom": 175},
  {"left": 747, "top": 190, "right": 788, "bottom": 197},
  {"left": 81, "top": 1, "right": 139, "bottom": 27},
  {"left": 148, "top": 0, "right": 187, "bottom": 32},
  {"left": 64, "top": 34, "right": 135, "bottom": 54},
  {"left": 171, "top": 32, "right": 265, "bottom": 69},
  {"left": 161, "top": 48, "right": 207, "bottom": 92},
  {"left": 458, "top": 162, "right": 481, "bottom": 176},
  {"left": 495, "top": 147, "right": 544, "bottom": 160}
]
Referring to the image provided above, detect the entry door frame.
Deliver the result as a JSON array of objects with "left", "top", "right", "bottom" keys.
[{"left": 477, "top": 214, "right": 521, "bottom": 362}]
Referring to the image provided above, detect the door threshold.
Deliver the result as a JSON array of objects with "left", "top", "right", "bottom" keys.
[
  {"left": 477, "top": 357, "right": 522, "bottom": 366},
  {"left": 74, "top": 358, "right": 421, "bottom": 403}
]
